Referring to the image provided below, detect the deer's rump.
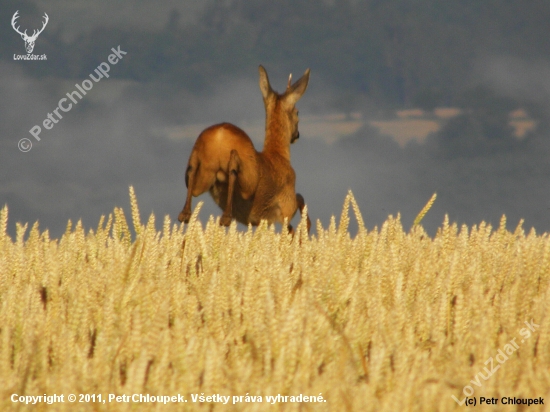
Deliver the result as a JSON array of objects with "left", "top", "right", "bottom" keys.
[{"left": 186, "top": 123, "right": 259, "bottom": 222}]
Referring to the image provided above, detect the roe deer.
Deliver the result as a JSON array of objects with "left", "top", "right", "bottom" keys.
[{"left": 178, "top": 65, "right": 311, "bottom": 234}]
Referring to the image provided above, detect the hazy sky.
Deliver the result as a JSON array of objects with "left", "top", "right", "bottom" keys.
[{"left": 2, "top": 0, "right": 550, "bottom": 239}]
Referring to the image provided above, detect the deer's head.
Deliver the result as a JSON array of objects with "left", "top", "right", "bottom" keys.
[
  {"left": 259, "top": 66, "right": 310, "bottom": 145},
  {"left": 12, "top": 11, "right": 49, "bottom": 54}
]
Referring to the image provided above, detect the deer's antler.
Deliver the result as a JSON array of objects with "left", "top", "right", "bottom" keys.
[
  {"left": 11, "top": 11, "right": 27, "bottom": 37},
  {"left": 12, "top": 11, "right": 49, "bottom": 40},
  {"left": 30, "top": 13, "right": 49, "bottom": 40}
]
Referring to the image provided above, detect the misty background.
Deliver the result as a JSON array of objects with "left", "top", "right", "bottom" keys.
[{"left": 2, "top": 0, "right": 550, "bottom": 238}]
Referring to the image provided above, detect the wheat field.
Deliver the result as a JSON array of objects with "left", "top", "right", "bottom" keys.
[{"left": 0, "top": 188, "right": 549, "bottom": 411}]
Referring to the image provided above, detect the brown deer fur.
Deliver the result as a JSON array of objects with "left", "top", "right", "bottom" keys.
[{"left": 178, "top": 65, "right": 311, "bottom": 233}]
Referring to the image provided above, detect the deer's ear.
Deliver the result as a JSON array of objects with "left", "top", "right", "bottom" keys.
[
  {"left": 259, "top": 65, "right": 273, "bottom": 101},
  {"left": 285, "top": 69, "right": 310, "bottom": 105}
]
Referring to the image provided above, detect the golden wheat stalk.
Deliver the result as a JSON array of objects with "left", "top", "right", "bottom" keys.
[{"left": 412, "top": 192, "right": 437, "bottom": 226}]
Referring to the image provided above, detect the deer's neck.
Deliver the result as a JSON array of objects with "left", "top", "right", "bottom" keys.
[{"left": 262, "top": 115, "right": 291, "bottom": 161}]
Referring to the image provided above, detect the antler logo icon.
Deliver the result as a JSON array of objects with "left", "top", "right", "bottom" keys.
[{"left": 11, "top": 10, "right": 49, "bottom": 54}]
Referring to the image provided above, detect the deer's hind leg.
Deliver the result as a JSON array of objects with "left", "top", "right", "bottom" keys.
[
  {"left": 179, "top": 151, "right": 215, "bottom": 223},
  {"left": 220, "top": 149, "right": 242, "bottom": 227}
]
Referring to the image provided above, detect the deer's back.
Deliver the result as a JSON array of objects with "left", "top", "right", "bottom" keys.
[{"left": 194, "top": 122, "right": 256, "bottom": 160}]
